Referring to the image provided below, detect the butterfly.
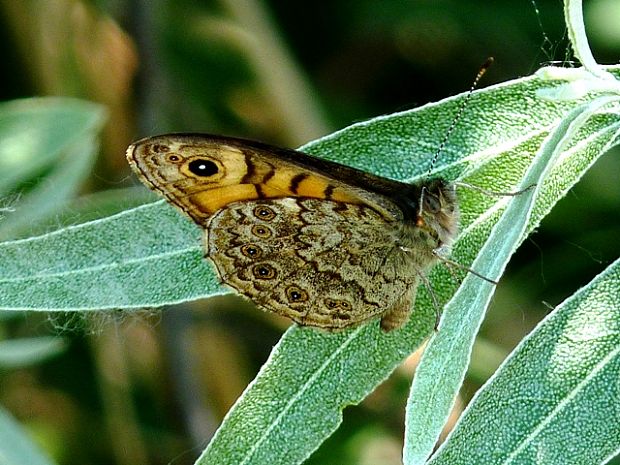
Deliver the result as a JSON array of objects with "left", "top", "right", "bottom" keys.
[{"left": 126, "top": 133, "right": 458, "bottom": 332}]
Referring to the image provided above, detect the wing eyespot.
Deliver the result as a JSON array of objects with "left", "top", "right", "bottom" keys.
[
  {"left": 240, "top": 244, "right": 262, "bottom": 259},
  {"left": 252, "top": 263, "right": 277, "bottom": 280},
  {"left": 188, "top": 158, "right": 219, "bottom": 177},
  {"left": 251, "top": 225, "right": 273, "bottom": 239},
  {"left": 165, "top": 153, "right": 182, "bottom": 163},
  {"left": 286, "top": 286, "right": 309, "bottom": 303},
  {"left": 253, "top": 205, "right": 276, "bottom": 221}
]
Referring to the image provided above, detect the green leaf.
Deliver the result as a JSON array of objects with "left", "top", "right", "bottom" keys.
[
  {"left": 0, "top": 137, "right": 99, "bottom": 241},
  {"left": 0, "top": 337, "right": 67, "bottom": 369},
  {"left": 0, "top": 97, "right": 105, "bottom": 196},
  {"left": 0, "top": 406, "right": 57, "bottom": 465},
  {"left": 403, "top": 3, "right": 620, "bottom": 461},
  {"left": 564, "top": 0, "right": 620, "bottom": 84},
  {"left": 429, "top": 255, "right": 620, "bottom": 465},
  {"left": 0, "top": 201, "right": 220, "bottom": 311},
  {"left": 0, "top": 97, "right": 106, "bottom": 240}
]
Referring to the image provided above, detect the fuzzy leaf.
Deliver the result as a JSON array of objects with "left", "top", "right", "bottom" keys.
[
  {"left": 0, "top": 97, "right": 105, "bottom": 240},
  {"left": 429, "top": 256, "right": 620, "bottom": 465},
  {"left": 403, "top": 95, "right": 620, "bottom": 465},
  {"left": 0, "top": 97, "right": 104, "bottom": 196}
]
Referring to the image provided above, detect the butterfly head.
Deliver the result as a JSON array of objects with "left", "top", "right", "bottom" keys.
[{"left": 415, "top": 178, "right": 459, "bottom": 247}]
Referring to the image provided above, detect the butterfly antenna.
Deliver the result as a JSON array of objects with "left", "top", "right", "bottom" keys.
[{"left": 426, "top": 57, "right": 495, "bottom": 177}]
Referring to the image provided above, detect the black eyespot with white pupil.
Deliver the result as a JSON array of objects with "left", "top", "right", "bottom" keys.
[
  {"left": 188, "top": 159, "right": 219, "bottom": 177},
  {"left": 253, "top": 264, "right": 276, "bottom": 279},
  {"left": 286, "top": 286, "right": 308, "bottom": 303},
  {"left": 164, "top": 152, "right": 181, "bottom": 163},
  {"left": 253, "top": 205, "right": 276, "bottom": 221},
  {"left": 251, "top": 225, "right": 272, "bottom": 238},
  {"left": 241, "top": 244, "right": 262, "bottom": 259}
]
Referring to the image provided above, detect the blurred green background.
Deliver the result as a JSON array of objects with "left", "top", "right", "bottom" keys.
[{"left": 0, "top": 1, "right": 619, "bottom": 464}]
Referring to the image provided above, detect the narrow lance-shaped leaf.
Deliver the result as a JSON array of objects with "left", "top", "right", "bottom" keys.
[
  {"left": 0, "top": 97, "right": 106, "bottom": 239},
  {"left": 429, "top": 255, "right": 620, "bottom": 465},
  {"left": 0, "top": 97, "right": 105, "bottom": 196},
  {"left": 0, "top": 136, "right": 99, "bottom": 241}
]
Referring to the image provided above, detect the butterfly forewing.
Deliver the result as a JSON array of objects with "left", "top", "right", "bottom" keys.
[{"left": 126, "top": 134, "right": 404, "bottom": 225}]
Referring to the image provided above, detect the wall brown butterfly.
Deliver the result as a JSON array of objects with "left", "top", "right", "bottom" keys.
[{"left": 126, "top": 134, "right": 458, "bottom": 332}]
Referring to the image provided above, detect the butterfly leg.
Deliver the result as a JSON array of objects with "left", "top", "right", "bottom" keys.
[
  {"left": 432, "top": 251, "right": 497, "bottom": 285},
  {"left": 412, "top": 269, "right": 443, "bottom": 330}
]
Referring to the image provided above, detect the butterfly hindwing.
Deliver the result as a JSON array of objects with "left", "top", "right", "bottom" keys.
[{"left": 207, "top": 198, "right": 418, "bottom": 330}]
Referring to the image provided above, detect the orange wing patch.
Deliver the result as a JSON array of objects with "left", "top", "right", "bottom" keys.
[{"left": 127, "top": 135, "right": 366, "bottom": 224}]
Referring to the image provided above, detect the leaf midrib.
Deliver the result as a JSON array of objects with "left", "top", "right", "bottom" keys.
[
  {"left": 236, "top": 325, "right": 365, "bottom": 465},
  {"left": 0, "top": 245, "right": 200, "bottom": 284}
]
